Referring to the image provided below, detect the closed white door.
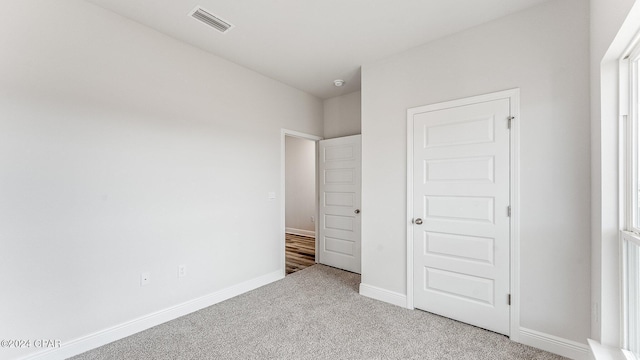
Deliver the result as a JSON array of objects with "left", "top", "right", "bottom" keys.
[
  {"left": 318, "top": 135, "right": 361, "bottom": 274},
  {"left": 411, "top": 96, "right": 511, "bottom": 335}
]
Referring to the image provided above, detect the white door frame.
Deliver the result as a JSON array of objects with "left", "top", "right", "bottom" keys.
[
  {"left": 405, "top": 89, "right": 521, "bottom": 340},
  {"left": 281, "top": 129, "right": 323, "bottom": 276}
]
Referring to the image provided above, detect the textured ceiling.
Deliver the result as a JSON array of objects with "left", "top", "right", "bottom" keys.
[{"left": 86, "top": 0, "right": 549, "bottom": 99}]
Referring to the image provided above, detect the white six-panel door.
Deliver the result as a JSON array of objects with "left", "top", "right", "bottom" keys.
[
  {"left": 318, "top": 135, "right": 362, "bottom": 274},
  {"left": 410, "top": 96, "right": 512, "bottom": 335}
]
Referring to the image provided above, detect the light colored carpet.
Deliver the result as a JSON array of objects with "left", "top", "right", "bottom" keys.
[{"left": 71, "top": 265, "right": 566, "bottom": 360}]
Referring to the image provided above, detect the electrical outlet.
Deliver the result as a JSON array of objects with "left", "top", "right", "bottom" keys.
[
  {"left": 140, "top": 272, "right": 151, "bottom": 286},
  {"left": 310, "top": 216, "right": 315, "bottom": 223},
  {"left": 178, "top": 265, "right": 187, "bottom": 278}
]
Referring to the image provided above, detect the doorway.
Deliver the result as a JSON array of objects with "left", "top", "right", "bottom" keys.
[
  {"left": 280, "top": 130, "right": 363, "bottom": 276},
  {"left": 283, "top": 131, "right": 321, "bottom": 275}
]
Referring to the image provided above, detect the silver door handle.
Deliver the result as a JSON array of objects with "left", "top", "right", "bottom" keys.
[
  {"left": 354, "top": 209, "right": 361, "bottom": 214},
  {"left": 414, "top": 218, "right": 423, "bottom": 225}
]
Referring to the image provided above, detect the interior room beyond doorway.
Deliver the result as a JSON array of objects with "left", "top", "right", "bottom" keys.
[{"left": 285, "top": 135, "right": 317, "bottom": 274}]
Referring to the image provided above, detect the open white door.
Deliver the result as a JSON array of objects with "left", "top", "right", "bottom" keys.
[
  {"left": 318, "top": 135, "right": 361, "bottom": 274},
  {"left": 409, "top": 93, "right": 513, "bottom": 335}
]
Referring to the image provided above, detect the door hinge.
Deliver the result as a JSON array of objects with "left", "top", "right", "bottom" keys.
[
  {"left": 507, "top": 206, "right": 511, "bottom": 217},
  {"left": 508, "top": 294, "right": 511, "bottom": 305},
  {"left": 507, "top": 116, "right": 515, "bottom": 129}
]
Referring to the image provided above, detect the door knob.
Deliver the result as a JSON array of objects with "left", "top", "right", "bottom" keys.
[
  {"left": 354, "top": 209, "right": 361, "bottom": 214},
  {"left": 414, "top": 218, "right": 423, "bottom": 225}
]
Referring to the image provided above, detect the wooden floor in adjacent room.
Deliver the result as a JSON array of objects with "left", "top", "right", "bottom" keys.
[{"left": 285, "top": 233, "right": 315, "bottom": 275}]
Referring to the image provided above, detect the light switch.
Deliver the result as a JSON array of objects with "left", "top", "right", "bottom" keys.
[{"left": 268, "top": 192, "right": 276, "bottom": 199}]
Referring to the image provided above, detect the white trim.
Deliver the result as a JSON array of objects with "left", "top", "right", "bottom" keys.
[
  {"left": 621, "top": 231, "right": 640, "bottom": 356},
  {"left": 315, "top": 140, "right": 320, "bottom": 263},
  {"left": 405, "top": 88, "right": 520, "bottom": 336},
  {"left": 597, "top": 0, "right": 640, "bottom": 347},
  {"left": 281, "top": 129, "right": 323, "bottom": 274},
  {"left": 620, "top": 22, "right": 640, "bottom": 355},
  {"left": 516, "top": 328, "right": 590, "bottom": 360},
  {"left": 406, "top": 108, "right": 415, "bottom": 310},
  {"left": 589, "top": 339, "right": 634, "bottom": 360},
  {"left": 285, "top": 228, "right": 316, "bottom": 238},
  {"left": 19, "top": 270, "right": 283, "bottom": 360},
  {"left": 621, "top": 54, "right": 632, "bottom": 352},
  {"left": 510, "top": 89, "right": 522, "bottom": 341},
  {"left": 359, "top": 283, "right": 407, "bottom": 308},
  {"left": 622, "top": 230, "right": 640, "bottom": 248}
]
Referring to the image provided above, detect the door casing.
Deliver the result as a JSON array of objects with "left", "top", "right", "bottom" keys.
[{"left": 405, "top": 88, "right": 521, "bottom": 341}]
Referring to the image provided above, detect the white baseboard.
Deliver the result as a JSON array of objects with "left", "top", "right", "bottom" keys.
[
  {"left": 285, "top": 228, "right": 316, "bottom": 238},
  {"left": 19, "top": 270, "right": 284, "bottom": 360},
  {"left": 359, "top": 283, "right": 407, "bottom": 308},
  {"left": 517, "top": 327, "right": 590, "bottom": 360}
]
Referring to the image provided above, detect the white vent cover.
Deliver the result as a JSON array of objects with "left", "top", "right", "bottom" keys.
[{"left": 189, "top": 6, "right": 233, "bottom": 33}]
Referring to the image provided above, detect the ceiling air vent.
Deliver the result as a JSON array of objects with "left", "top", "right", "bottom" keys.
[{"left": 189, "top": 6, "right": 233, "bottom": 33}]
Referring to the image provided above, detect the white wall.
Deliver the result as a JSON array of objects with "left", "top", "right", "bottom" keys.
[
  {"left": 589, "top": 0, "right": 637, "bottom": 345},
  {"left": 361, "top": 0, "right": 590, "bottom": 346},
  {"left": 285, "top": 136, "right": 316, "bottom": 236},
  {"left": 0, "top": 1, "right": 322, "bottom": 359},
  {"left": 323, "top": 91, "right": 361, "bottom": 139}
]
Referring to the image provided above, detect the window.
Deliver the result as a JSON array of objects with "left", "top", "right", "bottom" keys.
[{"left": 622, "top": 42, "right": 640, "bottom": 360}]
